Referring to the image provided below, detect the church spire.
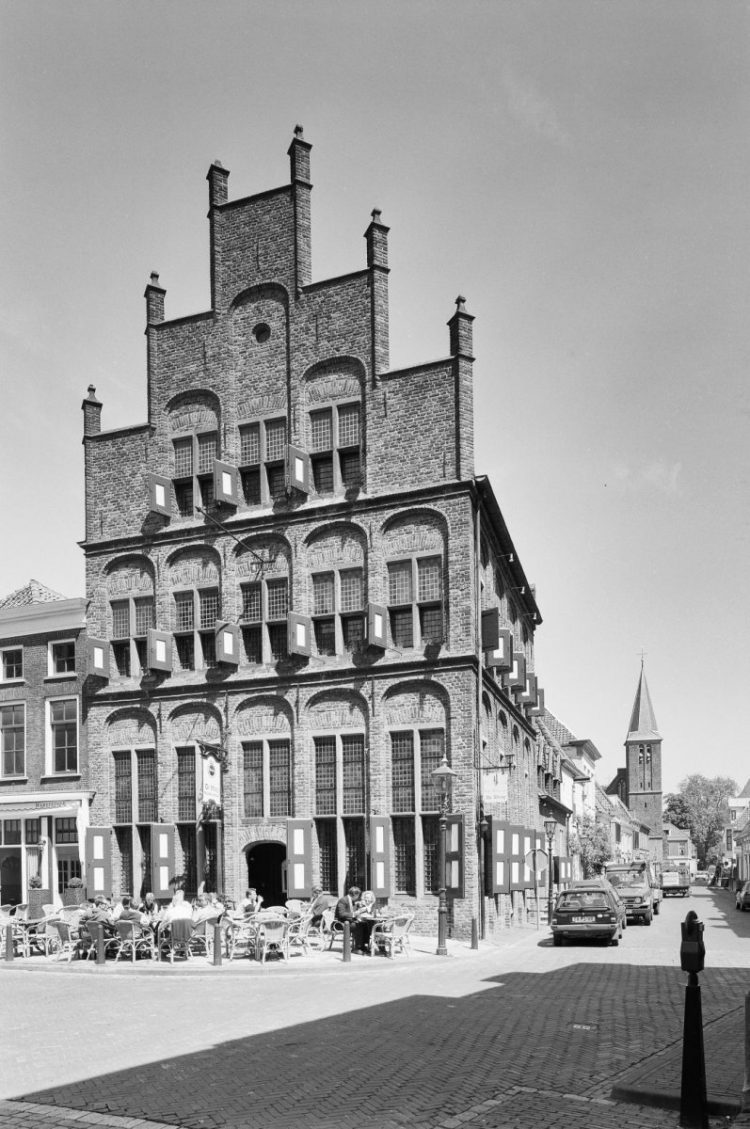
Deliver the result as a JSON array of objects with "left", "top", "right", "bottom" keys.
[{"left": 626, "top": 663, "right": 660, "bottom": 742}]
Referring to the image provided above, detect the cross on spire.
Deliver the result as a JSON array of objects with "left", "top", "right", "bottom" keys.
[{"left": 638, "top": 648, "right": 647, "bottom": 668}]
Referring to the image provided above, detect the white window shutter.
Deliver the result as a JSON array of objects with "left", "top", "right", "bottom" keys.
[{"left": 147, "top": 473, "right": 172, "bottom": 517}]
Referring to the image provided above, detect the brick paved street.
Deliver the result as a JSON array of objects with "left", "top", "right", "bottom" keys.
[{"left": 2, "top": 888, "right": 747, "bottom": 1129}]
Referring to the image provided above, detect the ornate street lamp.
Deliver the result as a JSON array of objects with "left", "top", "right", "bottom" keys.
[
  {"left": 432, "top": 755, "right": 458, "bottom": 955},
  {"left": 544, "top": 818, "right": 557, "bottom": 925}
]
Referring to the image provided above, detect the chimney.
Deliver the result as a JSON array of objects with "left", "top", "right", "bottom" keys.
[
  {"left": 144, "top": 271, "right": 165, "bottom": 325},
  {"left": 448, "top": 295, "right": 474, "bottom": 359},
  {"left": 365, "top": 208, "right": 389, "bottom": 270},
  {"left": 207, "top": 160, "right": 229, "bottom": 209},
  {"left": 82, "top": 385, "right": 102, "bottom": 437},
  {"left": 288, "top": 125, "right": 312, "bottom": 293}
]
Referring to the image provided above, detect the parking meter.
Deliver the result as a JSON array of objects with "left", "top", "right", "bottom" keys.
[{"left": 680, "top": 910, "right": 705, "bottom": 974}]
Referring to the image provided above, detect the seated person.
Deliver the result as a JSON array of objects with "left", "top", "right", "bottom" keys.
[
  {"left": 308, "top": 886, "right": 331, "bottom": 927},
  {"left": 80, "top": 896, "right": 116, "bottom": 936},
  {"left": 355, "top": 890, "right": 378, "bottom": 950},
  {"left": 240, "top": 888, "right": 262, "bottom": 914},
  {"left": 116, "top": 895, "right": 145, "bottom": 926},
  {"left": 138, "top": 892, "right": 159, "bottom": 921},
  {"left": 193, "top": 894, "right": 219, "bottom": 926},
  {"left": 335, "top": 886, "right": 369, "bottom": 953},
  {"left": 161, "top": 889, "right": 194, "bottom": 926},
  {"left": 208, "top": 892, "right": 225, "bottom": 916}
]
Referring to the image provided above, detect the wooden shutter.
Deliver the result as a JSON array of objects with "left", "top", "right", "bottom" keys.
[
  {"left": 510, "top": 824, "right": 525, "bottom": 890},
  {"left": 147, "top": 629, "right": 172, "bottom": 672},
  {"left": 213, "top": 460, "right": 239, "bottom": 507},
  {"left": 149, "top": 824, "right": 175, "bottom": 900},
  {"left": 530, "top": 687, "right": 545, "bottom": 717},
  {"left": 521, "top": 673, "right": 538, "bottom": 708},
  {"left": 445, "top": 813, "right": 464, "bottom": 898},
  {"left": 86, "top": 637, "right": 109, "bottom": 680},
  {"left": 554, "top": 856, "right": 572, "bottom": 885},
  {"left": 366, "top": 603, "right": 387, "bottom": 649},
  {"left": 85, "top": 827, "right": 112, "bottom": 899},
  {"left": 369, "top": 816, "right": 391, "bottom": 897},
  {"left": 286, "top": 819, "right": 313, "bottom": 897},
  {"left": 481, "top": 607, "right": 500, "bottom": 649},
  {"left": 522, "top": 831, "right": 534, "bottom": 887},
  {"left": 215, "top": 622, "right": 240, "bottom": 665},
  {"left": 287, "top": 612, "right": 312, "bottom": 657},
  {"left": 509, "top": 651, "right": 526, "bottom": 691},
  {"left": 488, "top": 817, "right": 510, "bottom": 894},
  {"left": 147, "top": 473, "right": 172, "bottom": 517},
  {"left": 488, "top": 628, "right": 514, "bottom": 670},
  {"left": 286, "top": 445, "right": 311, "bottom": 493}
]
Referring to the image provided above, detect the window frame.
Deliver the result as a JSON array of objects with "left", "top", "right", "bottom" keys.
[
  {"left": 172, "top": 584, "right": 221, "bottom": 672},
  {"left": 109, "top": 592, "right": 155, "bottom": 679},
  {"left": 172, "top": 427, "right": 220, "bottom": 518},
  {"left": 47, "top": 695, "right": 79, "bottom": 776},
  {"left": 237, "top": 415, "right": 288, "bottom": 507},
  {"left": 239, "top": 574, "right": 289, "bottom": 664},
  {"left": 0, "top": 701, "right": 25, "bottom": 779},
  {"left": 389, "top": 727, "right": 447, "bottom": 896},
  {"left": 241, "top": 736, "right": 292, "bottom": 818},
  {"left": 313, "top": 731, "right": 367, "bottom": 817},
  {"left": 0, "top": 646, "right": 23, "bottom": 682},
  {"left": 112, "top": 745, "right": 159, "bottom": 826},
  {"left": 48, "top": 638, "right": 76, "bottom": 678},
  {"left": 308, "top": 400, "right": 363, "bottom": 496},
  {"left": 386, "top": 553, "right": 445, "bottom": 651},
  {"left": 310, "top": 565, "right": 365, "bottom": 657}
]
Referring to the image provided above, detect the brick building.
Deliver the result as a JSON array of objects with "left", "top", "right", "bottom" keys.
[
  {"left": 80, "top": 129, "right": 560, "bottom": 939},
  {"left": 0, "top": 580, "right": 89, "bottom": 905}
]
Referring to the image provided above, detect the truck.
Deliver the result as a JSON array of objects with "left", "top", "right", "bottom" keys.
[
  {"left": 661, "top": 861, "right": 691, "bottom": 897},
  {"left": 603, "top": 861, "right": 660, "bottom": 925}
]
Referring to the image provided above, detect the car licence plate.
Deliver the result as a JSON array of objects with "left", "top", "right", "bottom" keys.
[{"left": 572, "top": 916, "right": 594, "bottom": 923}]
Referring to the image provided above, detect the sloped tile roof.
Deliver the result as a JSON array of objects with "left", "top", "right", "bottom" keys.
[
  {"left": 0, "top": 579, "right": 68, "bottom": 610},
  {"left": 627, "top": 666, "right": 661, "bottom": 741},
  {"left": 738, "top": 778, "right": 750, "bottom": 799}
]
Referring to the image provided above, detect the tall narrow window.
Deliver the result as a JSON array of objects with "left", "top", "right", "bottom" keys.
[
  {"left": 241, "top": 739, "right": 291, "bottom": 817},
  {"left": 308, "top": 401, "right": 362, "bottom": 495},
  {"left": 311, "top": 567, "right": 365, "bottom": 657},
  {"left": 1, "top": 648, "right": 22, "bottom": 681},
  {"left": 114, "top": 751, "right": 133, "bottom": 823},
  {"left": 240, "top": 577, "right": 288, "bottom": 664},
  {"left": 173, "top": 587, "right": 221, "bottom": 671},
  {"left": 1, "top": 704, "right": 25, "bottom": 778},
  {"left": 173, "top": 429, "right": 218, "bottom": 517},
  {"left": 388, "top": 556, "right": 444, "bottom": 649},
  {"left": 109, "top": 594, "right": 154, "bottom": 678},
  {"left": 238, "top": 417, "right": 287, "bottom": 506},
  {"left": 389, "top": 728, "right": 448, "bottom": 896},
  {"left": 137, "top": 750, "right": 157, "bottom": 822},
  {"left": 314, "top": 737, "right": 337, "bottom": 815},
  {"left": 50, "top": 699, "right": 78, "bottom": 774},
  {"left": 177, "top": 748, "right": 197, "bottom": 822}
]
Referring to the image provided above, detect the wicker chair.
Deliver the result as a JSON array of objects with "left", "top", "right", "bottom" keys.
[
  {"left": 370, "top": 913, "right": 414, "bottom": 958},
  {"left": 256, "top": 917, "right": 289, "bottom": 963}
]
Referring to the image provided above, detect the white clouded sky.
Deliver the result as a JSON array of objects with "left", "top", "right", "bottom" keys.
[{"left": 1, "top": 0, "right": 748, "bottom": 794}]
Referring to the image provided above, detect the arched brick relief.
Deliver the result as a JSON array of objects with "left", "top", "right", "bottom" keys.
[
  {"left": 105, "top": 554, "right": 155, "bottom": 597},
  {"left": 105, "top": 709, "right": 157, "bottom": 748},
  {"left": 165, "top": 545, "right": 222, "bottom": 589},
  {"left": 165, "top": 390, "right": 220, "bottom": 436},
  {"left": 305, "top": 522, "right": 367, "bottom": 568},
  {"left": 239, "top": 829, "right": 286, "bottom": 850},
  {"left": 233, "top": 696, "right": 293, "bottom": 738},
  {"left": 382, "top": 681, "right": 449, "bottom": 730},
  {"left": 233, "top": 535, "right": 291, "bottom": 581},
  {"left": 167, "top": 703, "right": 223, "bottom": 746},
  {"left": 230, "top": 285, "right": 289, "bottom": 407},
  {"left": 301, "top": 357, "right": 365, "bottom": 412},
  {"left": 380, "top": 508, "right": 449, "bottom": 554},
  {"left": 305, "top": 689, "right": 368, "bottom": 732}
]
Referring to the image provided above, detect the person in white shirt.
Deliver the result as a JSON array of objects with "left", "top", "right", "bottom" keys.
[{"left": 161, "top": 889, "right": 194, "bottom": 925}]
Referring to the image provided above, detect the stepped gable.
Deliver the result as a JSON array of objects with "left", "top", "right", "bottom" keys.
[
  {"left": 0, "top": 579, "right": 68, "bottom": 610},
  {"left": 626, "top": 666, "right": 661, "bottom": 741}
]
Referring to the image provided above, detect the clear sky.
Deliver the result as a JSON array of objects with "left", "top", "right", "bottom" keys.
[{"left": 1, "top": 0, "right": 748, "bottom": 796}]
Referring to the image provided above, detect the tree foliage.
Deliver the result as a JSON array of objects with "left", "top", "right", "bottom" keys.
[
  {"left": 572, "top": 814, "right": 612, "bottom": 877},
  {"left": 664, "top": 774, "right": 738, "bottom": 866}
]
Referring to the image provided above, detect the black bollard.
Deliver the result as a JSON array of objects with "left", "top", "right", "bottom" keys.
[
  {"left": 679, "top": 911, "right": 708, "bottom": 1129},
  {"left": 213, "top": 921, "right": 223, "bottom": 966},
  {"left": 471, "top": 916, "right": 479, "bottom": 950},
  {"left": 343, "top": 920, "right": 351, "bottom": 963},
  {"left": 4, "top": 923, "right": 13, "bottom": 962}
]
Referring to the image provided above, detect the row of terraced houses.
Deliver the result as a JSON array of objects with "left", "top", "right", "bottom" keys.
[{"left": 0, "top": 130, "right": 672, "bottom": 940}]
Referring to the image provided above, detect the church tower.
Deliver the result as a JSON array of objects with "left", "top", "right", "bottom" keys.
[{"left": 624, "top": 663, "right": 663, "bottom": 857}]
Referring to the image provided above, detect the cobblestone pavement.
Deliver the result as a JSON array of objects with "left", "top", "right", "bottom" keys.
[{"left": 1, "top": 887, "right": 747, "bottom": 1129}]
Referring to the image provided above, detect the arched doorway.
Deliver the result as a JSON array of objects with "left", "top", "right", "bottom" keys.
[
  {"left": 245, "top": 842, "right": 286, "bottom": 909},
  {"left": 0, "top": 852, "right": 22, "bottom": 906}
]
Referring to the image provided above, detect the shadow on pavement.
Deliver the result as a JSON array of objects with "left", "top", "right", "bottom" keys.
[{"left": 18, "top": 961, "right": 747, "bottom": 1129}]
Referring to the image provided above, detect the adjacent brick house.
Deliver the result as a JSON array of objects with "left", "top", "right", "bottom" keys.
[
  {"left": 80, "top": 128, "right": 559, "bottom": 939},
  {"left": 0, "top": 580, "right": 89, "bottom": 905}
]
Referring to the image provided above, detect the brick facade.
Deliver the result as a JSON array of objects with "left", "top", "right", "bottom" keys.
[{"left": 80, "top": 129, "right": 558, "bottom": 940}]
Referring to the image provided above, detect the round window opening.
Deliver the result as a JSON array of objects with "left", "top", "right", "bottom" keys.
[{"left": 253, "top": 323, "right": 271, "bottom": 344}]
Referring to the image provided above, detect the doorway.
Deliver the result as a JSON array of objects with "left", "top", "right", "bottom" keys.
[
  {"left": 245, "top": 842, "right": 286, "bottom": 909},
  {"left": 0, "top": 851, "right": 22, "bottom": 906}
]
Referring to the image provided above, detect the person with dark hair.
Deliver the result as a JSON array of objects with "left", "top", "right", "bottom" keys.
[{"left": 335, "top": 886, "right": 370, "bottom": 952}]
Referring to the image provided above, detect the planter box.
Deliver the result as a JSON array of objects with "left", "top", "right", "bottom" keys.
[
  {"left": 26, "top": 889, "right": 52, "bottom": 920},
  {"left": 62, "top": 887, "right": 86, "bottom": 906}
]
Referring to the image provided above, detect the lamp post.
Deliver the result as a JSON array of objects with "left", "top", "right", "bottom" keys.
[
  {"left": 544, "top": 818, "right": 557, "bottom": 925},
  {"left": 432, "top": 755, "right": 457, "bottom": 956}
]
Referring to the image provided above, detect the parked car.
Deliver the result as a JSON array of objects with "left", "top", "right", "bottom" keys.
[
  {"left": 550, "top": 879, "right": 626, "bottom": 947},
  {"left": 604, "top": 862, "right": 660, "bottom": 924},
  {"left": 693, "top": 871, "right": 709, "bottom": 885},
  {"left": 735, "top": 882, "right": 750, "bottom": 911}
]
